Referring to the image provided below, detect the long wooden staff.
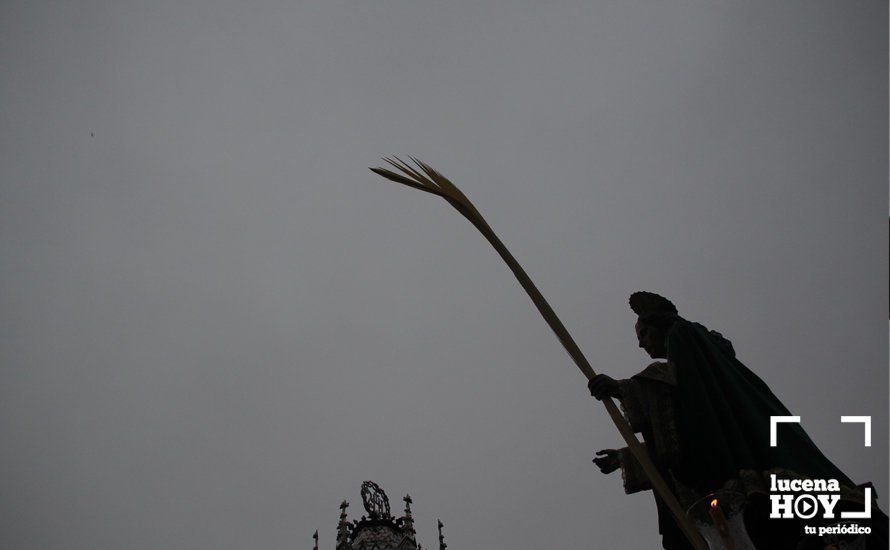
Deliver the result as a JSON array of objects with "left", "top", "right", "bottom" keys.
[{"left": 370, "top": 156, "right": 706, "bottom": 549}]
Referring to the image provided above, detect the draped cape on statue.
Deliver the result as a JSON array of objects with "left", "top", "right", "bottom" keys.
[{"left": 666, "top": 318, "right": 856, "bottom": 493}]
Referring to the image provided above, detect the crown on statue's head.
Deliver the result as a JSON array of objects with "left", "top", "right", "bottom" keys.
[{"left": 629, "top": 291, "right": 677, "bottom": 317}]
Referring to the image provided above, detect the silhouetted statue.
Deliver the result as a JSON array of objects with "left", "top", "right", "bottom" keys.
[{"left": 589, "top": 292, "right": 886, "bottom": 549}]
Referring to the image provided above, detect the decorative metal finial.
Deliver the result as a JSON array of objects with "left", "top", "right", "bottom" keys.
[
  {"left": 437, "top": 519, "right": 447, "bottom": 550},
  {"left": 312, "top": 529, "right": 319, "bottom": 550},
  {"left": 360, "top": 481, "right": 391, "bottom": 518},
  {"left": 336, "top": 500, "right": 352, "bottom": 547},
  {"left": 400, "top": 493, "right": 417, "bottom": 539}
]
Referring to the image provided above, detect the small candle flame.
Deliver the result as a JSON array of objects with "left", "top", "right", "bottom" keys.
[{"left": 710, "top": 498, "right": 719, "bottom": 509}]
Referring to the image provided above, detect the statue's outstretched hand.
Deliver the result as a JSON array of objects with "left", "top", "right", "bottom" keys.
[
  {"left": 593, "top": 449, "right": 620, "bottom": 474},
  {"left": 588, "top": 374, "right": 620, "bottom": 400}
]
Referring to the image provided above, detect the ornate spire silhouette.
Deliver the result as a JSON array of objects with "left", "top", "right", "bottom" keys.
[
  {"left": 336, "top": 500, "right": 351, "bottom": 549},
  {"left": 401, "top": 494, "right": 417, "bottom": 543},
  {"left": 329, "top": 483, "right": 439, "bottom": 549},
  {"left": 437, "top": 519, "right": 447, "bottom": 550},
  {"left": 313, "top": 529, "right": 319, "bottom": 550}
]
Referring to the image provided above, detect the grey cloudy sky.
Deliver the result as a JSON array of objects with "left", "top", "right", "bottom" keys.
[{"left": 1, "top": 1, "right": 886, "bottom": 548}]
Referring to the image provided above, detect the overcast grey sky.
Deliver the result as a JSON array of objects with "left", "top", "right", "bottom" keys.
[{"left": 1, "top": 1, "right": 886, "bottom": 548}]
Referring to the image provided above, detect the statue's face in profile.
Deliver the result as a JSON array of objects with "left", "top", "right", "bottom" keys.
[{"left": 635, "top": 319, "right": 668, "bottom": 359}]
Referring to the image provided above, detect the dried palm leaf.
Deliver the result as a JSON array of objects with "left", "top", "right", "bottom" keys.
[{"left": 369, "top": 157, "right": 706, "bottom": 549}]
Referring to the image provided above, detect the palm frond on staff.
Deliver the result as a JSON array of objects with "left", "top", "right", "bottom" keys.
[
  {"left": 370, "top": 156, "right": 481, "bottom": 221},
  {"left": 369, "top": 157, "right": 706, "bottom": 549}
]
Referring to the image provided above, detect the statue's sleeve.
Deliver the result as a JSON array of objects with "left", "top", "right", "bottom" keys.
[
  {"left": 614, "top": 362, "right": 682, "bottom": 494},
  {"left": 617, "top": 446, "right": 652, "bottom": 494},
  {"left": 617, "top": 362, "right": 676, "bottom": 433},
  {"left": 617, "top": 378, "right": 649, "bottom": 433}
]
